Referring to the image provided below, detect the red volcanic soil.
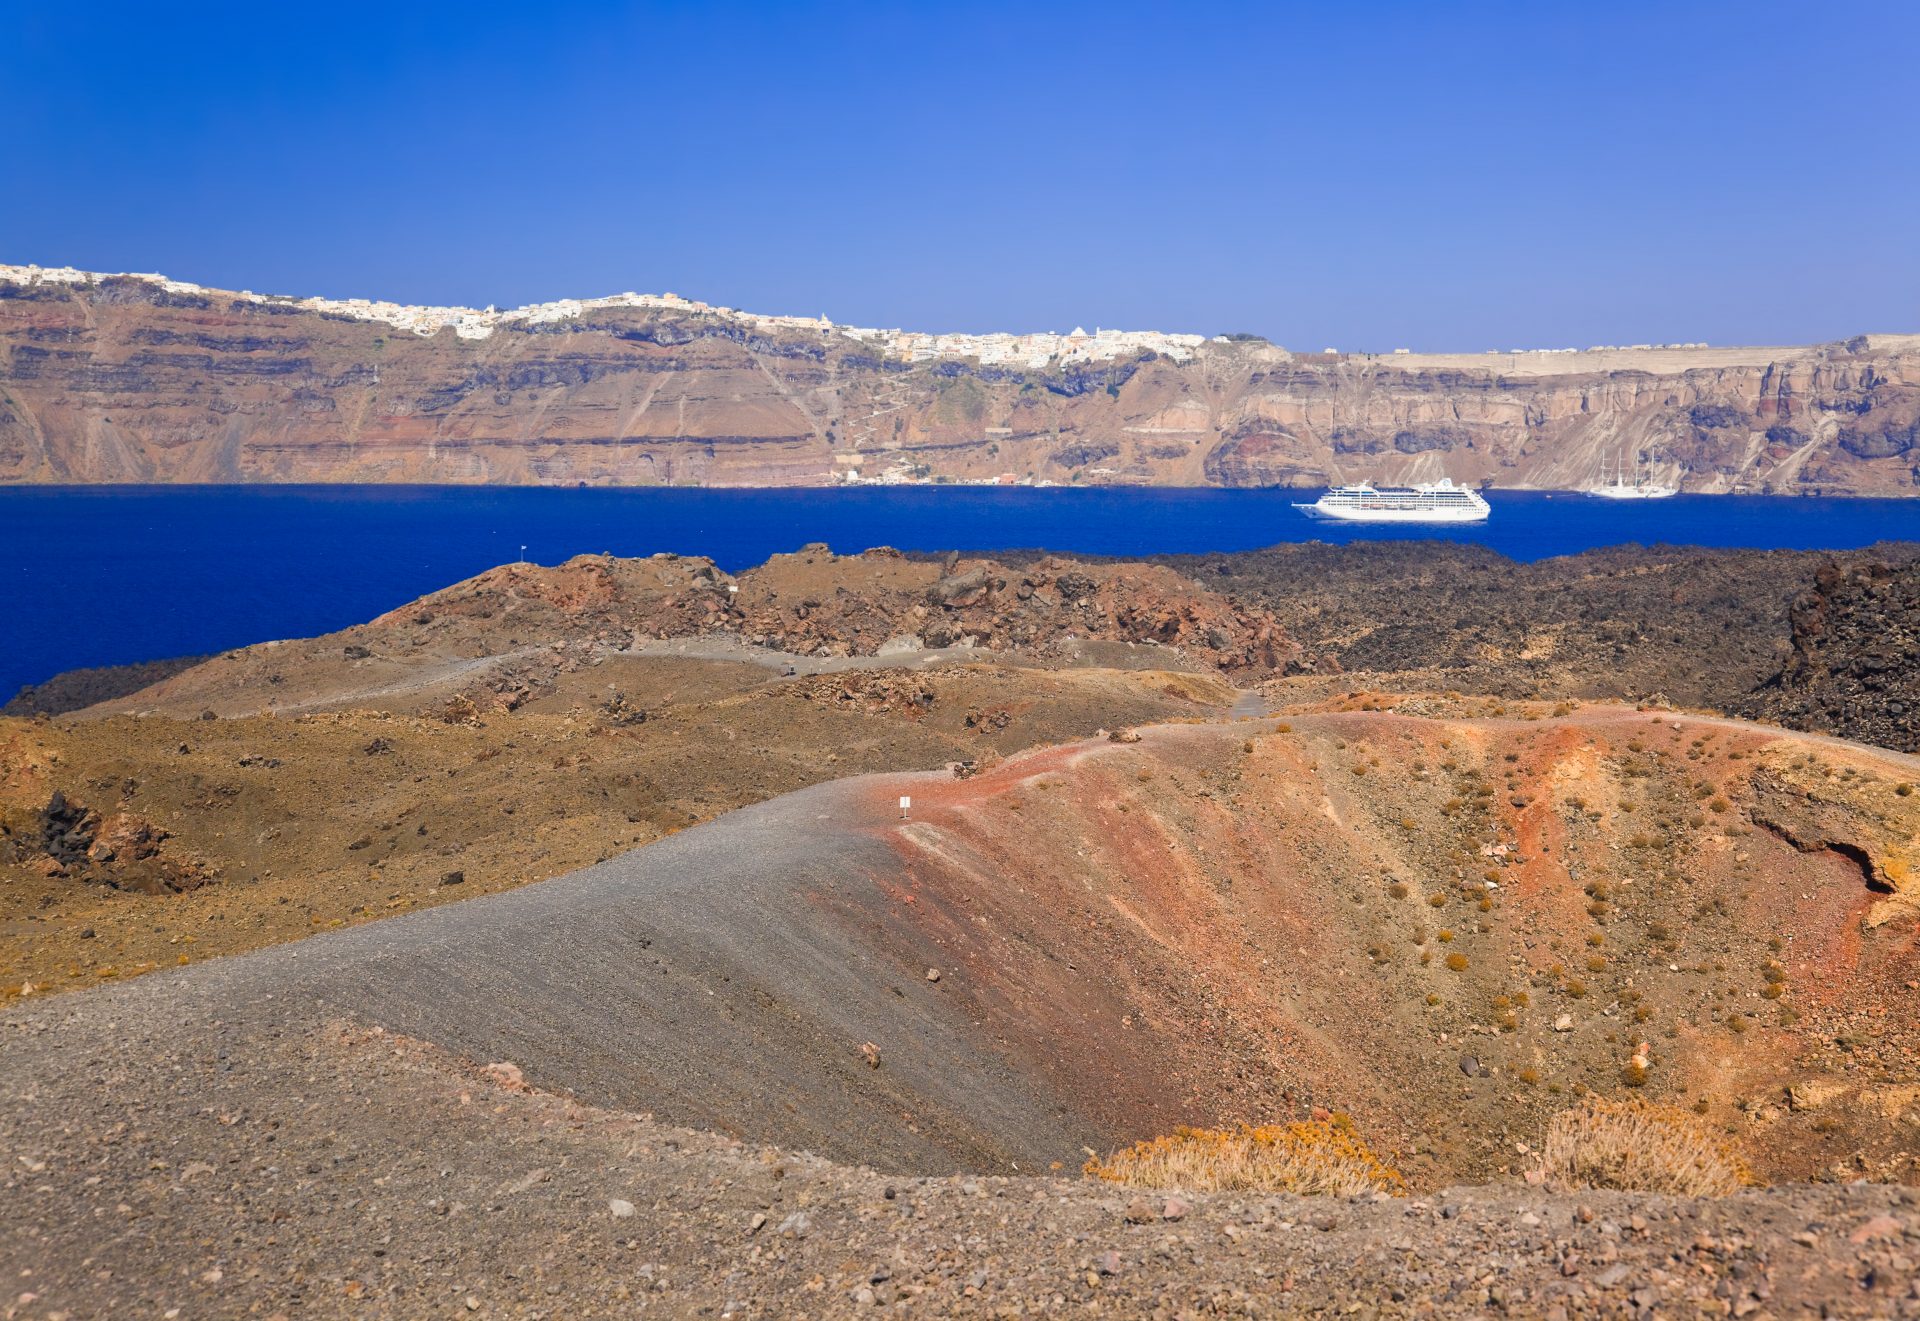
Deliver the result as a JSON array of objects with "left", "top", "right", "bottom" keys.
[{"left": 820, "top": 706, "right": 1920, "bottom": 1186}]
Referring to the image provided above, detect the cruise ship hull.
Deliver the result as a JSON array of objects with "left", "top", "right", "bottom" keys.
[{"left": 1294, "top": 501, "right": 1490, "bottom": 524}]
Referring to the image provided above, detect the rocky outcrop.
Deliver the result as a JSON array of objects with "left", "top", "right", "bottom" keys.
[
  {"left": 1749, "top": 559, "right": 1920, "bottom": 751},
  {"left": 81, "top": 546, "right": 1297, "bottom": 719},
  {"left": 390, "top": 546, "right": 1298, "bottom": 676},
  {"left": 4, "top": 273, "right": 1919, "bottom": 493},
  {"left": 5, "top": 790, "right": 218, "bottom": 893}
]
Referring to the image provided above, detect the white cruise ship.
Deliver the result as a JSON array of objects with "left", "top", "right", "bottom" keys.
[{"left": 1294, "top": 479, "right": 1491, "bottom": 524}]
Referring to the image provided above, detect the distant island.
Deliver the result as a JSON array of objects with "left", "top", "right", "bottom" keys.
[{"left": 2, "top": 263, "right": 1915, "bottom": 494}]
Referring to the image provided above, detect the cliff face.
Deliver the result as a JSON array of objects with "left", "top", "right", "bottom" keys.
[{"left": 4, "top": 272, "right": 1919, "bottom": 491}]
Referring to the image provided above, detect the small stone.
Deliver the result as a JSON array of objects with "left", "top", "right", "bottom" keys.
[
  {"left": 1553, "top": 1014, "right": 1574, "bottom": 1032},
  {"left": 925, "top": 968, "right": 941, "bottom": 982},
  {"left": 1162, "top": 1196, "right": 1190, "bottom": 1222},
  {"left": 609, "top": 1199, "right": 635, "bottom": 1219},
  {"left": 1096, "top": 1250, "right": 1122, "bottom": 1276},
  {"left": 1851, "top": 1215, "right": 1902, "bottom": 1245},
  {"left": 482, "top": 1062, "right": 526, "bottom": 1091},
  {"left": 1124, "top": 1197, "right": 1155, "bottom": 1224},
  {"left": 777, "top": 1211, "right": 811, "bottom": 1238},
  {"left": 464, "top": 1298, "right": 481, "bottom": 1313},
  {"left": 441, "top": 870, "right": 465, "bottom": 886},
  {"left": 748, "top": 1212, "right": 767, "bottom": 1234}
]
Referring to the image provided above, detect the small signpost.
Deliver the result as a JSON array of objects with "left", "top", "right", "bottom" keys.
[{"left": 899, "top": 795, "right": 911, "bottom": 819}]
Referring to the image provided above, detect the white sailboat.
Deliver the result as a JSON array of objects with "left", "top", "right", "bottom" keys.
[{"left": 1587, "top": 452, "right": 1677, "bottom": 500}]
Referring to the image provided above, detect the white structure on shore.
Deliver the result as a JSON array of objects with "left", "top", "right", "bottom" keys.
[{"left": 0, "top": 263, "right": 1206, "bottom": 366}]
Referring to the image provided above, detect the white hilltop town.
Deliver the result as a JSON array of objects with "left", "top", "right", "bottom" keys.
[
  {"left": 0, "top": 263, "right": 1208, "bottom": 369},
  {"left": 1, "top": 263, "right": 1727, "bottom": 368}
]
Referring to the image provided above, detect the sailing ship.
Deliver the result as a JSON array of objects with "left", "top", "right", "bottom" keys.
[{"left": 1587, "top": 453, "right": 1677, "bottom": 499}]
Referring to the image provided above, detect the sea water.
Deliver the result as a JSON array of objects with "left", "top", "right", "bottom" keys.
[{"left": 2, "top": 484, "right": 1915, "bottom": 700}]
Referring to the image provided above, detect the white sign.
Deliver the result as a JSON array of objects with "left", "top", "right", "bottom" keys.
[{"left": 899, "top": 795, "right": 912, "bottom": 815}]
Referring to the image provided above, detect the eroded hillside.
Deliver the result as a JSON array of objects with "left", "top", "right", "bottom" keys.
[{"left": 850, "top": 706, "right": 1920, "bottom": 1185}]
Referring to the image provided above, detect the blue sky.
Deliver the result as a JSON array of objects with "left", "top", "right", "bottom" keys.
[{"left": 3, "top": 1, "right": 1915, "bottom": 350}]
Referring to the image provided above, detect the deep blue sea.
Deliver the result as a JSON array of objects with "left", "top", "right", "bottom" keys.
[{"left": 3, "top": 484, "right": 1916, "bottom": 702}]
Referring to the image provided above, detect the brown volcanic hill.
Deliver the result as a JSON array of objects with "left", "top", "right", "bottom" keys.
[
  {"left": 4, "top": 269, "right": 1919, "bottom": 493},
  {"left": 84, "top": 545, "right": 1294, "bottom": 718}
]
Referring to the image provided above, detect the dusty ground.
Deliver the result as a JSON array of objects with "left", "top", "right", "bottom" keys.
[{"left": 5, "top": 1013, "right": 1919, "bottom": 1319}]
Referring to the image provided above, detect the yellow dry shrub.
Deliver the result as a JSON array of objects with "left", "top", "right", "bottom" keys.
[
  {"left": 1084, "top": 1120, "right": 1405, "bottom": 1197},
  {"left": 1537, "top": 1097, "right": 1753, "bottom": 1196}
]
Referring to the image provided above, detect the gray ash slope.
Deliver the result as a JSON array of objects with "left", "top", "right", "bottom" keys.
[{"left": 0, "top": 770, "right": 1096, "bottom": 1176}]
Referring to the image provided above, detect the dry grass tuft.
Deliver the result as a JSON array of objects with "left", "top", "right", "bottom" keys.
[
  {"left": 1085, "top": 1120, "right": 1405, "bottom": 1197},
  {"left": 1537, "top": 1097, "right": 1753, "bottom": 1196}
]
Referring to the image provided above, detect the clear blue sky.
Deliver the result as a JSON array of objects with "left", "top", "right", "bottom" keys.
[{"left": 4, "top": 1, "right": 1915, "bottom": 351}]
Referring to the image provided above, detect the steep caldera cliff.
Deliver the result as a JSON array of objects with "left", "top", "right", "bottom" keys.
[{"left": 4, "top": 267, "right": 1918, "bottom": 492}]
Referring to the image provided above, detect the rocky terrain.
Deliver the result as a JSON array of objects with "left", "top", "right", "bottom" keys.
[
  {"left": 5, "top": 268, "right": 1919, "bottom": 493},
  {"left": 5, "top": 547, "right": 1920, "bottom": 1316},
  {"left": 1168, "top": 541, "right": 1920, "bottom": 752},
  {"left": 1751, "top": 558, "right": 1920, "bottom": 753},
  {"left": 79, "top": 544, "right": 1293, "bottom": 722}
]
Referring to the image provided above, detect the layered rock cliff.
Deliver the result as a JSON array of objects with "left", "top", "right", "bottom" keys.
[{"left": 4, "top": 267, "right": 1918, "bottom": 492}]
